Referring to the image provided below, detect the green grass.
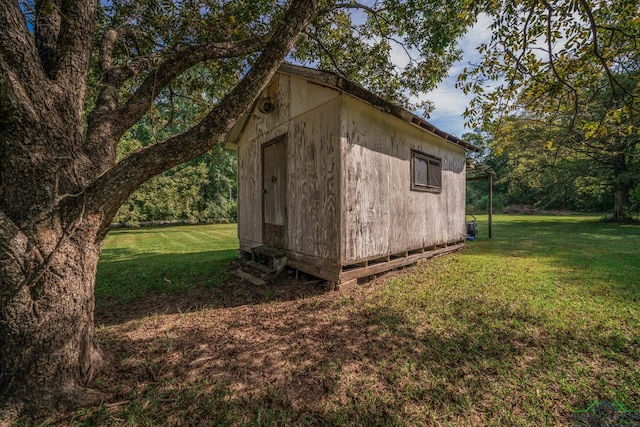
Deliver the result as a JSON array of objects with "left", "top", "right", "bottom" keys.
[
  {"left": 349, "top": 214, "right": 640, "bottom": 424},
  {"left": 96, "top": 223, "right": 238, "bottom": 305},
  {"left": 81, "top": 215, "right": 640, "bottom": 426}
]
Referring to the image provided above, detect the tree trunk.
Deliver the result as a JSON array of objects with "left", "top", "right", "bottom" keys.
[
  {"left": 0, "top": 0, "right": 320, "bottom": 423},
  {"left": 612, "top": 189, "right": 628, "bottom": 220},
  {"left": 611, "top": 150, "right": 632, "bottom": 221},
  {"left": 0, "top": 212, "right": 105, "bottom": 423},
  {"left": 0, "top": 65, "right": 106, "bottom": 421}
]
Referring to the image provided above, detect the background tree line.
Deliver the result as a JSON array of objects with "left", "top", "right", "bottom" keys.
[
  {"left": 463, "top": 1, "right": 639, "bottom": 219},
  {"left": 465, "top": 105, "right": 640, "bottom": 216},
  {"left": 115, "top": 128, "right": 238, "bottom": 226}
]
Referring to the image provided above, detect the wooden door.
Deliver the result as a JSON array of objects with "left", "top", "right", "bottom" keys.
[{"left": 262, "top": 138, "right": 286, "bottom": 247}]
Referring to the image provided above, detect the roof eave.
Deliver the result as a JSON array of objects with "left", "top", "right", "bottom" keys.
[
  {"left": 277, "top": 63, "right": 480, "bottom": 153},
  {"left": 225, "top": 63, "right": 480, "bottom": 153}
]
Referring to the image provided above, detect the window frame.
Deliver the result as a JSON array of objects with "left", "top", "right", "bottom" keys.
[{"left": 410, "top": 150, "right": 442, "bottom": 193}]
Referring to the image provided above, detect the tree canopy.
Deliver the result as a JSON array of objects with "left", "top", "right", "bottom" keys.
[{"left": 459, "top": 0, "right": 640, "bottom": 218}]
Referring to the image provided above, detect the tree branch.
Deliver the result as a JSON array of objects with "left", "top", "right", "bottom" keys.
[
  {"left": 51, "top": 0, "right": 96, "bottom": 87},
  {"left": 577, "top": 0, "right": 634, "bottom": 99},
  {"left": 86, "top": 0, "right": 321, "bottom": 235},
  {"left": 35, "top": 0, "right": 62, "bottom": 77},
  {"left": 99, "top": 28, "right": 119, "bottom": 73},
  {"left": 302, "top": 28, "right": 347, "bottom": 76},
  {"left": 118, "top": 37, "right": 266, "bottom": 126},
  {"left": 85, "top": 36, "right": 266, "bottom": 169},
  {"left": 0, "top": 0, "right": 46, "bottom": 97},
  {"left": 319, "top": 2, "right": 385, "bottom": 17},
  {"left": 541, "top": 0, "right": 579, "bottom": 130},
  {"left": 506, "top": 5, "right": 535, "bottom": 85}
]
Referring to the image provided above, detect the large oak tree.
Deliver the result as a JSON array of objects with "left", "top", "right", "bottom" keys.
[{"left": 0, "top": 0, "right": 472, "bottom": 422}]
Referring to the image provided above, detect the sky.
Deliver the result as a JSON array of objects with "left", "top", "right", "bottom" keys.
[{"left": 417, "top": 14, "right": 494, "bottom": 138}]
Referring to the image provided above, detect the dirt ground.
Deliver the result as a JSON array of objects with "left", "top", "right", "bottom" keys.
[
  {"left": 95, "top": 261, "right": 333, "bottom": 326},
  {"left": 85, "top": 261, "right": 395, "bottom": 425}
]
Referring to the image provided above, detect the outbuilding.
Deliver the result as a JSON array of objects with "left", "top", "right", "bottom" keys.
[{"left": 225, "top": 64, "right": 478, "bottom": 288}]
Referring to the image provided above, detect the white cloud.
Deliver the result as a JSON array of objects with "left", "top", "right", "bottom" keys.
[
  {"left": 458, "top": 13, "right": 493, "bottom": 62},
  {"left": 416, "top": 13, "right": 494, "bottom": 137},
  {"left": 389, "top": 41, "right": 413, "bottom": 70}
]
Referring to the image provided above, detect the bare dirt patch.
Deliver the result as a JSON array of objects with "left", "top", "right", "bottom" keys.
[
  {"left": 95, "top": 261, "right": 330, "bottom": 326},
  {"left": 82, "top": 267, "right": 399, "bottom": 426}
]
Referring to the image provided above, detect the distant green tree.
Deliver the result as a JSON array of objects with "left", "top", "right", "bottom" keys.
[
  {"left": 463, "top": 130, "right": 508, "bottom": 212},
  {"left": 487, "top": 116, "right": 611, "bottom": 211},
  {"left": 201, "top": 145, "right": 238, "bottom": 222},
  {"left": 114, "top": 113, "right": 238, "bottom": 225},
  {"left": 459, "top": 0, "right": 640, "bottom": 219}
]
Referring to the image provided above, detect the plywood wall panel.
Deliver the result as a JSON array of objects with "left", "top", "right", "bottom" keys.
[
  {"left": 237, "top": 140, "right": 262, "bottom": 244},
  {"left": 286, "top": 98, "right": 340, "bottom": 261},
  {"left": 340, "top": 95, "right": 466, "bottom": 264},
  {"left": 236, "top": 73, "right": 341, "bottom": 261}
]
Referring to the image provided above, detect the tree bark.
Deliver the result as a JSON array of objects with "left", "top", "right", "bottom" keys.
[
  {"left": 613, "top": 189, "right": 627, "bottom": 220},
  {"left": 1, "top": 210, "right": 105, "bottom": 423},
  {"left": 610, "top": 148, "right": 633, "bottom": 221}
]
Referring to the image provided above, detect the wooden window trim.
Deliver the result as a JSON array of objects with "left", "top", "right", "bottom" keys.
[{"left": 410, "top": 150, "right": 442, "bottom": 193}]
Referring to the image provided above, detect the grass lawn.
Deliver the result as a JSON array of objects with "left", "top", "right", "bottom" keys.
[
  {"left": 70, "top": 215, "right": 639, "bottom": 426},
  {"left": 96, "top": 223, "right": 239, "bottom": 306}
]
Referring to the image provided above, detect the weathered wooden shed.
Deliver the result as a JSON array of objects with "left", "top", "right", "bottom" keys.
[{"left": 225, "top": 64, "right": 478, "bottom": 288}]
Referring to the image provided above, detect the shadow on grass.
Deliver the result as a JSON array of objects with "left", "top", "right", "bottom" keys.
[
  {"left": 74, "top": 216, "right": 640, "bottom": 425},
  {"left": 77, "top": 289, "right": 639, "bottom": 426},
  {"left": 96, "top": 249, "right": 329, "bottom": 327}
]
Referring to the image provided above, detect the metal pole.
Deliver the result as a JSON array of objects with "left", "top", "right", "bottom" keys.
[{"left": 488, "top": 173, "right": 493, "bottom": 239}]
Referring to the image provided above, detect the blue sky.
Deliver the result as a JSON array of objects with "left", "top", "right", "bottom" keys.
[
  {"left": 336, "top": 7, "right": 494, "bottom": 139},
  {"left": 416, "top": 14, "right": 493, "bottom": 138}
]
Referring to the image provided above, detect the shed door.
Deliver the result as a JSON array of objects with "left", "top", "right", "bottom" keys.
[{"left": 262, "top": 138, "right": 286, "bottom": 247}]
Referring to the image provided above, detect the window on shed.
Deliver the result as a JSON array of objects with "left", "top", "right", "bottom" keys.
[{"left": 411, "top": 151, "right": 442, "bottom": 192}]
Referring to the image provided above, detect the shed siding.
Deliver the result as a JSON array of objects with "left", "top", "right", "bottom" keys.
[
  {"left": 287, "top": 100, "right": 341, "bottom": 260},
  {"left": 340, "top": 95, "right": 466, "bottom": 264},
  {"left": 237, "top": 137, "right": 262, "bottom": 244},
  {"left": 237, "top": 73, "right": 342, "bottom": 261}
]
